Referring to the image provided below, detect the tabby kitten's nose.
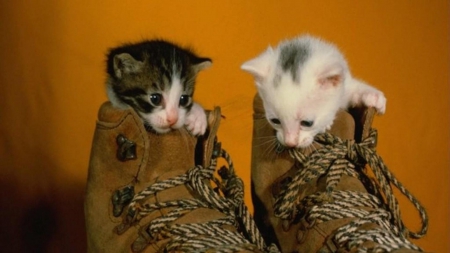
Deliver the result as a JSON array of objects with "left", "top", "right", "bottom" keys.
[{"left": 167, "top": 116, "right": 178, "bottom": 126}]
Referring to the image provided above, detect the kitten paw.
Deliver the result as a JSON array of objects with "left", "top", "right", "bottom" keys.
[
  {"left": 185, "top": 103, "right": 207, "bottom": 136},
  {"left": 362, "top": 91, "right": 386, "bottom": 114}
]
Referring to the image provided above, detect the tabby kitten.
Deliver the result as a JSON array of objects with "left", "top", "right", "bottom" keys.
[{"left": 106, "top": 39, "right": 211, "bottom": 135}]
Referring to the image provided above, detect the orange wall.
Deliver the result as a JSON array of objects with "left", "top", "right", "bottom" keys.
[{"left": 0, "top": 1, "right": 448, "bottom": 252}]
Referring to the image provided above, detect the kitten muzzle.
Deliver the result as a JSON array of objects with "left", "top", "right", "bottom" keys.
[
  {"left": 166, "top": 109, "right": 179, "bottom": 126},
  {"left": 282, "top": 132, "right": 299, "bottom": 148}
]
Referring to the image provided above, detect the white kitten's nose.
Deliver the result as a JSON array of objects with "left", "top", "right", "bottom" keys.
[
  {"left": 283, "top": 133, "right": 298, "bottom": 148},
  {"left": 281, "top": 131, "right": 298, "bottom": 148},
  {"left": 284, "top": 139, "right": 298, "bottom": 148}
]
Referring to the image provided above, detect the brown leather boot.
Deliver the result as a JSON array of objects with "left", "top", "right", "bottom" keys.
[
  {"left": 85, "top": 102, "right": 278, "bottom": 252},
  {"left": 251, "top": 94, "right": 428, "bottom": 252}
]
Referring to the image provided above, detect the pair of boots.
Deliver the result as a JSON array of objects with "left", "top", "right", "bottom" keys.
[{"left": 85, "top": 94, "right": 427, "bottom": 252}]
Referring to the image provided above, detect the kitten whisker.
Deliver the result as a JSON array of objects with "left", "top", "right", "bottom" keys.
[
  {"left": 262, "top": 139, "right": 279, "bottom": 159},
  {"left": 310, "top": 141, "right": 323, "bottom": 161},
  {"left": 253, "top": 121, "right": 272, "bottom": 131},
  {"left": 253, "top": 138, "right": 279, "bottom": 149},
  {"left": 253, "top": 135, "right": 278, "bottom": 158},
  {"left": 253, "top": 135, "right": 279, "bottom": 140},
  {"left": 252, "top": 132, "right": 278, "bottom": 142},
  {"left": 270, "top": 142, "right": 286, "bottom": 163}
]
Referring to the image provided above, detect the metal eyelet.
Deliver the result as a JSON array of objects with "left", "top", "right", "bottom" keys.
[
  {"left": 116, "top": 134, "right": 137, "bottom": 161},
  {"left": 111, "top": 185, "right": 135, "bottom": 217}
]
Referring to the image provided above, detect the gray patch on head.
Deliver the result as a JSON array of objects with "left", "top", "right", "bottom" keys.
[
  {"left": 272, "top": 73, "right": 282, "bottom": 88},
  {"left": 278, "top": 41, "right": 311, "bottom": 83}
]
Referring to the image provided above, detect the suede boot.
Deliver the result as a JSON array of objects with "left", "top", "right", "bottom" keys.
[
  {"left": 85, "top": 102, "right": 278, "bottom": 252},
  {"left": 251, "top": 94, "right": 428, "bottom": 253}
]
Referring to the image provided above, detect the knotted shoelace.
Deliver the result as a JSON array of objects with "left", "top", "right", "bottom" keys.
[
  {"left": 274, "top": 129, "right": 428, "bottom": 252},
  {"left": 121, "top": 148, "right": 279, "bottom": 253}
]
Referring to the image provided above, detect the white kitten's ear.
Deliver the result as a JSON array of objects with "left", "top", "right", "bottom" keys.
[
  {"left": 319, "top": 74, "right": 343, "bottom": 87},
  {"left": 192, "top": 57, "right": 212, "bottom": 73},
  {"left": 241, "top": 46, "right": 274, "bottom": 81},
  {"left": 113, "top": 53, "right": 144, "bottom": 79},
  {"left": 318, "top": 64, "right": 344, "bottom": 87}
]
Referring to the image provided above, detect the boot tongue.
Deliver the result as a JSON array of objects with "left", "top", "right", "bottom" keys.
[
  {"left": 348, "top": 106, "right": 377, "bottom": 142},
  {"left": 147, "top": 128, "right": 196, "bottom": 175},
  {"left": 324, "top": 106, "right": 378, "bottom": 143},
  {"left": 143, "top": 107, "right": 222, "bottom": 181},
  {"left": 327, "top": 110, "right": 356, "bottom": 141},
  {"left": 200, "top": 107, "right": 222, "bottom": 168}
]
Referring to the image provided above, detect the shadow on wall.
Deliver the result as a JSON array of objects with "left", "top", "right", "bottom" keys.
[
  {"left": 0, "top": 2, "right": 88, "bottom": 251},
  {"left": 0, "top": 176, "right": 86, "bottom": 252}
]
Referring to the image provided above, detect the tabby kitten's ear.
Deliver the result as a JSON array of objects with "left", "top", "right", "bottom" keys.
[
  {"left": 113, "top": 53, "right": 144, "bottom": 79},
  {"left": 191, "top": 57, "right": 212, "bottom": 73}
]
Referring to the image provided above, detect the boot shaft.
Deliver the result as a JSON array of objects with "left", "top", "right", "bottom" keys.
[
  {"left": 251, "top": 93, "right": 427, "bottom": 252},
  {"left": 85, "top": 102, "right": 199, "bottom": 252},
  {"left": 85, "top": 102, "right": 276, "bottom": 252}
]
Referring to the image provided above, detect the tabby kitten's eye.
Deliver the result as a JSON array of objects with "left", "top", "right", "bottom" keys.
[
  {"left": 270, "top": 118, "right": 281, "bottom": 125},
  {"left": 300, "top": 120, "right": 314, "bottom": 127},
  {"left": 179, "top": 95, "right": 190, "bottom": 107},
  {"left": 149, "top": 93, "right": 162, "bottom": 106}
]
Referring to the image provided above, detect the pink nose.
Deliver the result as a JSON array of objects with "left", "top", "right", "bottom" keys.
[
  {"left": 166, "top": 109, "right": 178, "bottom": 126},
  {"left": 167, "top": 116, "right": 177, "bottom": 126},
  {"left": 283, "top": 133, "right": 298, "bottom": 148},
  {"left": 284, "top": 139, "right": 298, "bottom": 148}
]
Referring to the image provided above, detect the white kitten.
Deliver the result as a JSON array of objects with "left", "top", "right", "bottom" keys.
[{"left": 241, "top": 35, "right": 386, "bottom": 148}]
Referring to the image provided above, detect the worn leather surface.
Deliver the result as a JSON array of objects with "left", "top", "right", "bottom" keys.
[
  {"left": 251, "top": 94, "right": 421, "bottom": 253},
  {"left": 84, "top": 102, "right": 246, "bottom": 252}
]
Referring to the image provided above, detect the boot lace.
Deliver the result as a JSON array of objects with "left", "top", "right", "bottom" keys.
[
  {"left": 117, "top": 147, "right": 280, "bottom": 253},
  {"left": 274, "top": 129, "right": 428, "bottom": 252}
]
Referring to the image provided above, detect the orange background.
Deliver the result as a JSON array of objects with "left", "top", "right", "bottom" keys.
[{"left": 0, "top": 1, "right": 448, "bottom": 252}]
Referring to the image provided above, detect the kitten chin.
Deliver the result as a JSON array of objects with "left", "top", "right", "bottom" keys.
[
  {"left": 243, "top": 34, "right": 386, "bottom": 148},
  {"left": 105, "top": 39, "right": 212, "bottom": 136}
]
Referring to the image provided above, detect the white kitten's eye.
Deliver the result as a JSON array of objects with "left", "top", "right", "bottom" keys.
[
  {"left": 270, "top": 118, "right": 281, "bottom": 125},
  {"left": 149, "top": 93, "right": 162, "bottom": 106},
  {"left": 179, "top": 95, "right": 191, "bottom": 107},
  {"left": 300, "top": 120, "right": 314, "bottom": 127}
]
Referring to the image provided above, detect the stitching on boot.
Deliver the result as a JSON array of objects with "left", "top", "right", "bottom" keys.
[{"left": 97, "top": 110, "right": 149, "bottom": 180}]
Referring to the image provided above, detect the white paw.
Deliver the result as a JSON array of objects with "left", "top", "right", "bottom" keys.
[
  {"left": 185, "top": 103, "right": 207, "bottom": 136},
  {"left": 362, "top": 91, "right": 386, "bottom": 114}
]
